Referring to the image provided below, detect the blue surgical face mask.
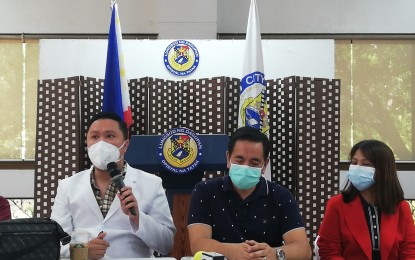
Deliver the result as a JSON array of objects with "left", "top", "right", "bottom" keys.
[
  {"left": 347, "top": 164, "right": 376, "bottom": 191},
  {"left": 229, "top": 163, "right": 263, "bottom": 190}
]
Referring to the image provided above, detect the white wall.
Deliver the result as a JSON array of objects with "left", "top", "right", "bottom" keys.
[
  {"left": 219, "top": 0, "right": 415, "bottom": 34},
  {"left": 1, "top": 0, "right": 415, "bottom": 36},
  {"left": 39, "top": 39, "right": 334, "bottom": 80},
  {"left": 0, "top": 0, "right": 217, "bottom": 38},
  {"left": 0, "top": 170, "right": 34, "bottom": 198}
]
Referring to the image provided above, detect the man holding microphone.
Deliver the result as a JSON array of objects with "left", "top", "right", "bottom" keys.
[{"left": 51, "top": 112, "right": 175, "bottom": 259}]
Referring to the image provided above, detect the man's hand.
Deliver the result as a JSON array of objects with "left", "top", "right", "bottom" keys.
[
  {"left": 117, "top": 186, "right": 139, "bottom": 226},
  {"left": 88, "top": 231, "right": 109, "bottom": 260},
  {"left": 245, "top": 240, "right": 276, "bottom": 260},
  {"left": 222, "top": 243, "right": 256, "bottom": 260}
]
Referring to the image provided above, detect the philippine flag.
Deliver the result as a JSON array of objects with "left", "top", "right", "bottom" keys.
[{"left": 102, "top": 2, "right": 133, "bottom": 130}]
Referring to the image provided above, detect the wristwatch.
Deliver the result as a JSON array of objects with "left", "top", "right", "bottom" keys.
[{"left": 276, "top": 247, "right": 286, "bottom": 260}]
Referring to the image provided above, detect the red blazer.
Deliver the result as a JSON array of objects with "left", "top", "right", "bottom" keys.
[
  {"left": 0, "top": 196, "right": 11, "bottom": 221},
  {"left": 317, "top": 194, "right": 415, "bottom": 259}
]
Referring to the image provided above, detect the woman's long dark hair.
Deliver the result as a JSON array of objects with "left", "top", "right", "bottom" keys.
[{"left": 341, "top": 140, "right": 404, "bottom": 214}]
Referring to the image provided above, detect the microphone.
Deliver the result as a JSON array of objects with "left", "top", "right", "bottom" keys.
[
  {"left": 193, "top": 251, "right": 225, "bottom": 260},
  {"left": 107, "top": 162, "right": 136, "bottom": 216}
]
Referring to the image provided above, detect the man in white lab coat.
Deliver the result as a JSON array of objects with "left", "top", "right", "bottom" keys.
[{"left": 51, "top": 112, "right": 176, "bottom": 259}]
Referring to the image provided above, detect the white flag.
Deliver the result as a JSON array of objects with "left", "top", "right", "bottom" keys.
[{"left": 239, "top": 0, "right": 271, "bottom": 180}]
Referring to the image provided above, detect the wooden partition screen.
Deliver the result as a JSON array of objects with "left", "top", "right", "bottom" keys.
[{"left": 34, "top": 76, "right": 340, "bottom": 259}]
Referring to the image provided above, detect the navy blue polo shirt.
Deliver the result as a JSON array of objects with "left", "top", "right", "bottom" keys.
[{"left": 187, "top": 175, "right": 305, "bottom": 247}]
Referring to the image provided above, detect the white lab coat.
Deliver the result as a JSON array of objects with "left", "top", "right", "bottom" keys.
[{"left": 51, "top": 163, "right": 176, "bottom": 258}]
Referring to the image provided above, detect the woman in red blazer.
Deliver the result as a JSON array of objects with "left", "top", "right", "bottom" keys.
[{"left": 317, "top": 140, "right": 415, "bottom": 259}]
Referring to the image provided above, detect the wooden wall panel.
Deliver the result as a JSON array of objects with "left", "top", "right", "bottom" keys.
[{"left": 35, "top": 75, "right": 340, "bottom": 259}]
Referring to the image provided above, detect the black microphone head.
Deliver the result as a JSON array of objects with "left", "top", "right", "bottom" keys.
[
  {"left": 107, "top": 162, "right": 119, "bottom": 178},
  {"left": 106, "top": 162, "right": 135, "bottom": 216}
]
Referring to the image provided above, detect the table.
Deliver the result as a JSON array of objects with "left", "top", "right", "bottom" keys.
[{"left": 60, "top": 257, "right": 176, "bottom": 260}]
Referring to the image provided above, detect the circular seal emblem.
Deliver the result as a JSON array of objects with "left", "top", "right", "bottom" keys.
[
  {"left": 163, "top": 40, "right": 199, "bottom": 76},
  {"left": 157, "top": 128, "right": 203, "bottom": 174}
]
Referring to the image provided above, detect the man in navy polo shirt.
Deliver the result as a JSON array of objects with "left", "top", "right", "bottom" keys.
[{"left": 187, "top": 127, "right": 311, "bottom": 260}]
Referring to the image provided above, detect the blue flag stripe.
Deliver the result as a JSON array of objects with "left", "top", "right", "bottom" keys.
[{"left": 102, "top": 4, "right": 125, "bottom": 121}]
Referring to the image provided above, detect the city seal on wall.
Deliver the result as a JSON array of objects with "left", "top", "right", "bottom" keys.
[
  {"left": 163, "top": 40, "right": 200, "bottom": 76},
  {"left": 157, "top": 127, "right": 203, "bottom": 174}
]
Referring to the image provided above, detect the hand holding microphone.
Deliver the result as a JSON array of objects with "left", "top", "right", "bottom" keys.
[{"left": 107, "top": 162, "right": 137, "bottom": 216}]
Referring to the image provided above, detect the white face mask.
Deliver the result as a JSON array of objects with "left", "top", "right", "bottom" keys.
[{"left": 87, "top": 140, "right": 125, "bottom": 170}]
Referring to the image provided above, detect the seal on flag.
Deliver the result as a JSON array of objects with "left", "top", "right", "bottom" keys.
[
  {"left": 239, "top": 72, "right": 269, "bottom": 133},
  {"left": 157, "top": 128, "right": 203, "bottom": 174},
  {"left": 163, "top": 40, "right": 199, "bottom": 76},
  {"left": 240, "top": 92, "right": 269, "bottom": 132}
]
